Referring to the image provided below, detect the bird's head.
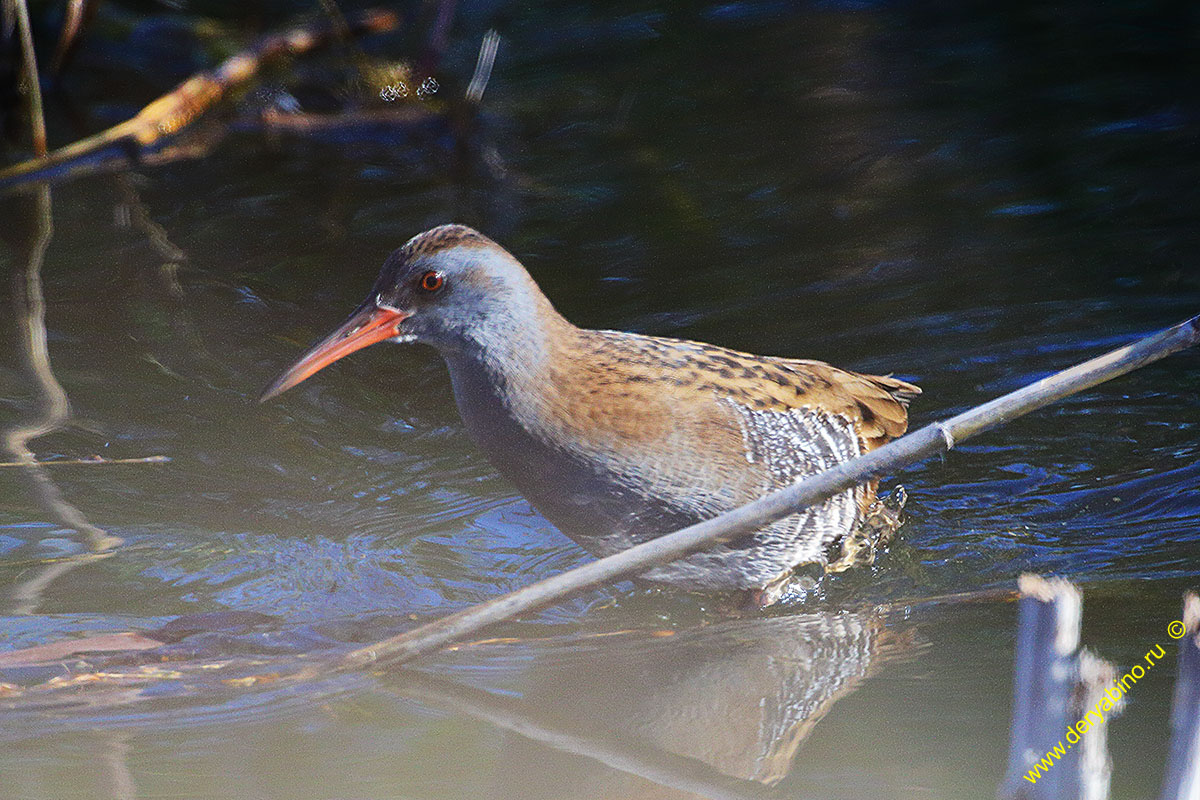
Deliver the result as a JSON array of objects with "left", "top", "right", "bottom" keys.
[{"left": 260, "top": 224, "right": 557, "bottom": 402}]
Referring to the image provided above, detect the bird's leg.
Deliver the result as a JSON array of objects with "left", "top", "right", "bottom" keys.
[{"left": 825, "top": 485, "right": 907, "bottom": 574}]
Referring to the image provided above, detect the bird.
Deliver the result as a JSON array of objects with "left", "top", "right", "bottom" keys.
[{"left": 261, "top": 224, "right": 920, "bottom": 605}]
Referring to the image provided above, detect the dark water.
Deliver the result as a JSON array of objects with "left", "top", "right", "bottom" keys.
[{"left": 1, "top": 2, "right": 1198, "bottom": 798}]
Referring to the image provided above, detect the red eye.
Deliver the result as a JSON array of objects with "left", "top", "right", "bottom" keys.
[{"left": 419, "top": 271, "right": 444, "bottom": 292}]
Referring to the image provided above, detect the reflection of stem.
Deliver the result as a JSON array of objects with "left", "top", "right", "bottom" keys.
[
  {"left": 99, "top": 731, "right": 138, "bottom": 800},
  {"left": 115, "top": 174, "right": 226, "bottom": 374},
  {"left": 420, "top": 0, "right": 456, "bottom": 75},
  {"left": 9, "top": 553, "right": 109, "bottom": 616},
  {"left": 115, "top": 176, "right": 186, "bottom": 264},
  {"left": 3, "top": 187, "right": 121, "bottom": 554},
  {"left": 388, "top": 670, "right": 783, "bottom": 800},
  {"left": 316, "top": 0, "right": 375, "bottom": 94},
  {"left": 4, "top": 0, "right": 117, "bottom": 611},
  {"left": 3, "top": 188, "right": 121, "bottom": 615}
]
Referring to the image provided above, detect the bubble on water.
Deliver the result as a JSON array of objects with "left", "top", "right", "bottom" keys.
[
  {"left": 380, "top": 82, "right": 409, "bottom": 102},
  {"left": 418, "top": 76, "right": 439, "bottom": 97}
]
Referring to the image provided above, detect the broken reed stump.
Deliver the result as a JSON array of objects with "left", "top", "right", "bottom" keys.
[
  {"left": 999, "top": 575, "right": 1117, "bottom": 800},
  {"left": 1001, "top": 579, "right": 1200, "bottom": 800},
  {"left": 1001, "top": 575, "right": 1079, "bottom": 797},
  {"left": 1160, "top": 592, "right": 1200, "bottom": 800}
]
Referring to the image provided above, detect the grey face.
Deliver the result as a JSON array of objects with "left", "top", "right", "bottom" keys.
[
  {"left": 372, "top": 243, "right": 549, "bottom": 355},
  {"left": 259, "top": 232, "right": 555, "bottom": 403}
]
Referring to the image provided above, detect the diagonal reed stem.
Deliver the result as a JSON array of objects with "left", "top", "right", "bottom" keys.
[{"left": 302, "top": 314, "right": 1200, "bottom": 675}]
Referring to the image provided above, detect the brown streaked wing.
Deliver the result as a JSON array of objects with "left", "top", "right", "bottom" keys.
[{"left": 578, "top": 332, "right": 921, "bottom": 453}]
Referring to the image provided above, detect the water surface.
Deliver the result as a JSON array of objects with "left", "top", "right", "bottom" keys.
[{"left": 1, "top": 2, "right": 1198, "bottom": 798}]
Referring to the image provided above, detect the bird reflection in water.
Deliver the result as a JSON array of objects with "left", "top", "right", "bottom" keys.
[{"left": 390, "top": 606, "right": 916, "bottom": 799}]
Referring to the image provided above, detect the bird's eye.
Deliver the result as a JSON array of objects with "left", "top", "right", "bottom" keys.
[{"left": 419, "top": 271, "right": 444, "bottom": 292}]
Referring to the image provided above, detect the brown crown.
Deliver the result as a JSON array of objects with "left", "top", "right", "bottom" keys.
[{"left": 400, "top": 224, "right": 494, "bottom": 260}]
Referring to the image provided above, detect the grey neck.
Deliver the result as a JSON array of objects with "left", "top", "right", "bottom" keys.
[{"left": 437, "top": 305, "right": 572, "bottom": 453}]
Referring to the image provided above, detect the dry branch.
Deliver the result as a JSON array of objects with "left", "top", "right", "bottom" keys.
[
  {"left": 0, "top": 8, "right": 401, "bottom": 192},
  {"left": 0, "top": 455, "right": 170, "bottom": 468},
  {"left": 301, "top": 314, "right": 1200, "bottom": 675},
  {"left": 12, "top": 0, "right": 47, "bottom": 156},
  {"left": 50, "top": 0, "right": 94, "bottom": 75}
]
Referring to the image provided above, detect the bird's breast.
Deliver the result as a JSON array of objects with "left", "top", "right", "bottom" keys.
[
  {"left": 445, "top": 348, "right": 754, "bottom": 530},
  {"left": 439, "top": 334, "right": 874, "bottom": 591}
]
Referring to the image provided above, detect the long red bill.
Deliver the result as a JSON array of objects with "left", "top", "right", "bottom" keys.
[{"left": 259, "top": 305, "right": 412, "bottom": 402}]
